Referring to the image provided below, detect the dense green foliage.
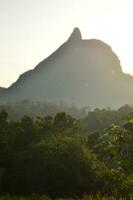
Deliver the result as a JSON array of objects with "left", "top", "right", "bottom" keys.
[
  {"left": 81, "top": 104, "right": 133, "bottom": 133},
  {"left": 0, "top": 109, "right": 133, "bottom": 199}
]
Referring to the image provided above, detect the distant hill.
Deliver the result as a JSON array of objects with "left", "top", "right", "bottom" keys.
[
  {"left": 1, "top": 27, "right": 133, "bottom": 108},
  {"left": 0, "top": 87, "right": 5, "bottom": 91}
]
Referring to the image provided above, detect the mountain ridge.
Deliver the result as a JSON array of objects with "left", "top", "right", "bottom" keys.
[
  {"left": 0, "top": 87, "right": 5, "bottom": 91},
  {"left": 1, "top": 28, "right": 133, "bottom": 108}
]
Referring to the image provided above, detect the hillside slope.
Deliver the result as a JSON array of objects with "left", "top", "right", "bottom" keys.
[{"left": 1, "top": 28, "right": 133, "bottom": 108}]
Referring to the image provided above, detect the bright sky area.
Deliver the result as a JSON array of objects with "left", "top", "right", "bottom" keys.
[{"left": 0, "top": 0, "right": 133, "bottom": 87}]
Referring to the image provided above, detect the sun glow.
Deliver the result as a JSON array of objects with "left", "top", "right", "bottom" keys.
[
  {"left": 81, "top": 0, "right": 133, "bottom": 74},
  {"left": 0, "top": 0, "right": 133, "bottom": 87}
]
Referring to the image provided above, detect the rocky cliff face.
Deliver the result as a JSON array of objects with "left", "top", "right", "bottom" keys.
[{"left": 1, "top": 28, "right": 133, "bottom": 108}]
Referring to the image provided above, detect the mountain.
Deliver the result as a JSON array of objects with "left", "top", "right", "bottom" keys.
[
  {"left": 1, "top": 27, "right": 133, "bottom": 108},
  {"left": 0, "top": 87, "right": 5, "bottom": 91}
]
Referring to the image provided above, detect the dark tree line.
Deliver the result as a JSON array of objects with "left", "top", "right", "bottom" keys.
[
  {"left": 0, "top": 110, "right": 133, "bottom": 198},
  {"left": 0, "top": 100, "right": 87, "bottom": 120},
  {"left": 1, "top": 100, "right": 133, "bottom": 134}
]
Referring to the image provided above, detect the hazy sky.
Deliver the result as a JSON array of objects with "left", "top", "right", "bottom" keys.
[{"left": 0, "top": 0, "right": 133, "bottom": 87}]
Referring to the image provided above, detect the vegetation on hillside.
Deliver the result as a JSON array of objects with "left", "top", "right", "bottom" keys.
[{"left": 0, "top": 108, "right": 133, "bottom": 199}]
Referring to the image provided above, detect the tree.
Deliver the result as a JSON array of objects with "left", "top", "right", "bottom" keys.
[{"left": 27, "top": 135, "right": 97, "bottom": 197}]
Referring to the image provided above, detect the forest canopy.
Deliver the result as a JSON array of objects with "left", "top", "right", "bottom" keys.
[{"left": 0, "top": 109, "right": 133, "bottom": 198}]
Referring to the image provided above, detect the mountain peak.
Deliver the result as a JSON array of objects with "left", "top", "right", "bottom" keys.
[
  {"left": 68, "top": 27, "right": 82, "bottom": 41},
  {"left": 1, "top": 28, "right": 133, "bottom": 109}
]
